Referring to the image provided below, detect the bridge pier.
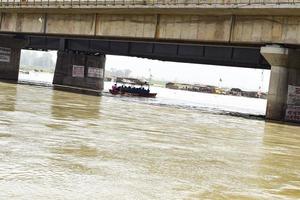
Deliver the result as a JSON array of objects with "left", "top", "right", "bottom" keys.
[
  {"left": 261, "top": 45, "right": 300, "bottom": 123},
  {"left": 53, "top": 51, "right": 105, "bottom": 95},
  {"left": 0, "top": 37, "right": 26, "bottom": 82}
]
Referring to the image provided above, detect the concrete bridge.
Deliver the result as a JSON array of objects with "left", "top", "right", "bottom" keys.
[{"left": 1, "top": 0, "right": 300, "bottom": 123}]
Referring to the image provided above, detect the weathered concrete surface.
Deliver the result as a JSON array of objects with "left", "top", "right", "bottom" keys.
[
  {"left": 158, "top": 15, "right": 232, "bottom": 42},
  {"left": 288, "top": 49, "right": 300, "bottom": 70},
  {"left": 232, "top": 16, "right": 300, "bottom": 44},
  {"left": 261, "top": 45, "right": 289, "bottom": 67},
  {"left": 2, "top": 11, "right": 300, "bottom": 45},
  {"left": 262, "top": 46, "right": 300, "bottom": 122},
  {"left": 0, "top": 36, "right": 26, "bottom": 82},
  {"left": 0, "top": 47, "right": 21, "bottom": 81},
  {"left": 47, "top": 14, "right": 95, "bottom": 35},
  {"left": 0, "top": 13, "right": 44, "bottom": 33},
  {"left": 53, "top": 51, "right": 105, "bottom": 93},
  {"left": 96, "top": 15, "right": 157, "bottom": 38},
  {"left": 265, "top": 66, "right": 289, "bottom": 121}
]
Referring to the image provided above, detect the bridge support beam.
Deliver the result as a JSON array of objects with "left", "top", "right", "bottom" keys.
[
  {"left": 0, "top": 36, "right": 26, "bottom": 82},
  {"left": 53, "top": 51, "right": 105, "bottom": 95},
  {"left": 261, "top": 45, "right": 300, "bottom": 123}
]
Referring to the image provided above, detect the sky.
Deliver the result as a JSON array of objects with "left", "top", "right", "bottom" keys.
[
  {"left": 106, "top": 55, "right": 270, "bottom": 92},
  {"left": 21, "top": 50, "right": 271, "bottom": 92}
]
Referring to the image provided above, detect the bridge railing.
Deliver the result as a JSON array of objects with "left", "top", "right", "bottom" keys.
[{"left": 0, "top": 0, "right": 299, "bottom": 7}]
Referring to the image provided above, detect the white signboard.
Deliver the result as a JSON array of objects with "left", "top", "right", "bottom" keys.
[
  {"left": 285, "top": 85, "right": 300, "bottom": 122},
  {"left": 72, "top": 65, "right": 84, "bottom": 78},
  {"left": 287, "top": 85, "right": 300, "bottom": 105},
  {"left": 88, "top": 67, "right": 103, "bottom": 78},
  {"left": 0, "top": 47, "right": 11, "bottom": 63}
]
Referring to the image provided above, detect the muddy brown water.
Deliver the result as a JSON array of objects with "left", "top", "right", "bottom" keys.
[{"left": 0, "top": 82, "right": 300, "bottom": 199}]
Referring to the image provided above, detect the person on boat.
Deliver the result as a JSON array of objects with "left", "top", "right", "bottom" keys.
[
  {"left": 127, "top": 86, "right": 131, "bottom": 93},
  {"left": 112, "top": 84, "right": 117, "bottom": 92},
  {"left": 122, "top": 85, "right": 127, "bottom": 92},
  {"left": 138, "top": 87, "right": 142, "bottom": 94},
  {"left": 132, "top": 87, "right": 137, "bottom": 93},
  {"left": 111, "top": 84, "right": 120, "bottom": 93},
  {"left": 140, "top": 87, "right": 147, "bottom": 95}
]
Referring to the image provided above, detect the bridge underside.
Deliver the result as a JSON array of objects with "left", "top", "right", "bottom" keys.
[
  {"left": 0, "top": 2, "right": 300, "bottom": 124},
  {"left": 22, "top": 35, "right": 270, "bottom": 69},
  {"left": 1, "top": 34, "right": 300, "bottom": 124}
]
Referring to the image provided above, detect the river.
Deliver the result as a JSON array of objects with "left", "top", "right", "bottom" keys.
[{"left": 0, "top": 74, "right": 299, "bottom": 199}]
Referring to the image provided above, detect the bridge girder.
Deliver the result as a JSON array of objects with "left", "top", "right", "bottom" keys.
[{"left": 22, "top": 35, "right": 270, "bottom": 69}]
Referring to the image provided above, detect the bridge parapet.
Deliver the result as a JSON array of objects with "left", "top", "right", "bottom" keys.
[
  {"left": 1, "top": 0, "right": 300, "bottom": 45},
  {"left": 0, "top": 0, "right": 300, "bottom": 8}
]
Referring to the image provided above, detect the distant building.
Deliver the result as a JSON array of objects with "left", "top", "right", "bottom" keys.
[
  {"left": 241, "top": 91, "right": 259, "bottom": 98},
  {"left": 165, "top": 82, "right": 265, "bottom": 99},
  {"left": 230, "top": 88, "right": 242, "bottom": 96},
  {"left": 166, "top": 82, "right": 179, "bottom": 89},
  {"left": 196, "top": 85, "right": 216, "bottom": 93},
  {"left": 215, "top": 87, "right": 227, "bottom": 95},
  {"left": 166, "top": 82, "right": 217, "bottom": 94}
]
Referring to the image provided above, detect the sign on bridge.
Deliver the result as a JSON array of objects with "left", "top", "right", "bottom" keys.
[
  {"left": 88, "top": 67, "right": 103, "bottom": 78},
  {"left": 285, "top": 85, "right": 300, "bottom": 122},
  {"left": 0, "top": 47, "right": 11, "bottom": 63},
  {"left": 72, "top": 65, "right": 85, "bottom": 78}
]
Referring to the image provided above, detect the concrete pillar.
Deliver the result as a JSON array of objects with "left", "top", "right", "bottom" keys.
[
  {"left": 0, "top": 36, "right": 26, "bottom": 82},
  {"left": 53, "top": 51, "right": 105, "bottom": 95},
  {"left": 261, "top": 45, "right": 300, "bottom": 123},
  {"left": 265, "top": 66, "right": 289, "bottom": 121}
]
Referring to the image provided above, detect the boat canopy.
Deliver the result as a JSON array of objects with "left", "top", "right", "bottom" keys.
[{"left": 115, "top": 77, "right": 149, "bottom": 86}]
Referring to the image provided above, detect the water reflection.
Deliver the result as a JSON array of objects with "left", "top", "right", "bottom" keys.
[
  {"left": 256, "top": 123, "right": 300, "bottom": 199},
  {"left": 48, "top": 90, "right": 103, "bottom": 175},
  {"left": 0, "top": 82, "right": 17, "bottom": 138},
  {"left": 49, "top": 145, "right": 105, "bottom": 176},
  {"left": 0, "top": 82, "right": 17, "bottom": 112},
  {"left": 51, "top": 90, "right": 102, "bottom": 120}
]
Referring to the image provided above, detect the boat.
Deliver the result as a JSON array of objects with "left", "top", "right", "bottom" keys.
[{"left": 109, "top": 77, "right": 157, "bottom": 98}]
